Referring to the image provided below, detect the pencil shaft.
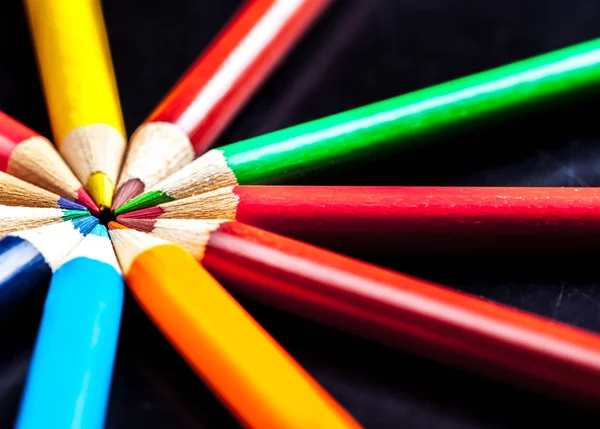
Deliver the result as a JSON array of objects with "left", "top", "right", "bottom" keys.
[
  {"left": 118, "top": 241, "right": 361, "bottom": 428},
  {"left": 0, "top": 236, "right": 51, "bottom": 317},
  {"left": 15, "top": 258, "right": 123, "bottom": 429},
  {"left": 232, "top": 186, "right": 600, "bottom": 252},
  {"left": 23, "top": 0, "right": 125, "bottom": 146},
  {"left": 150, "top": 0, "right": 329, "bottom": 154},
  {"left": 24, "top": 0, "right": 126, "bottom": 207},
  {"left": 117, "top": 37, "right": 600, "bottom": 214},
  {"left": 222, "top": 38, "right": 600, "bottom": 183},
  {"left": 199, "top": 221, "right": 600, "bottom": 407}
]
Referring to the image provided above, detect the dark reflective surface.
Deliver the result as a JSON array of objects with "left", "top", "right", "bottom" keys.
[{"left": 2, "top": 0, "right": 600, "bottom": 427}]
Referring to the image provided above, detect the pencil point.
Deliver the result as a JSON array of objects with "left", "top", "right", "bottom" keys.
[
  {"left": 115, "top": 217, "right": 156, "bottom": 233},
  {"left": 116, "top": 206, "right": 164, "bottom": 220},
  {"left": 76, "top": 187, "right": 101, "bottom": 215},
  {"left": 62, "top": 209, "right": 91, "bottom": 221},
  {"left": 89, "top": 223, "right": 109, "bottom": 237},
  {"left": 72, "top": 215, "right": 99, "bottom": 236},
  {"left": 114, "top": 191, "right": 173, "bottom": 215},
  {"left": 111, "top": 179, "right": 145, "bottom": 211},
  {"left": 87, "top": 172, "right": 114, "bottom": 210},
  {"left": 56, "top": 197, "right": 87, "bottom": 211},
  {"left": 107, "top": 221, "right": 129, "bottom": 231}
]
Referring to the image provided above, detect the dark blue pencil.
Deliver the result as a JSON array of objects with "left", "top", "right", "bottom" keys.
[{"left": 0, "top": 216, "right": 97, "bottom": 317}]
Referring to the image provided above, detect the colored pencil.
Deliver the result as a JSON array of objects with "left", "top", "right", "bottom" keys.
[
  {"left": 107, "top": 222, "right": 362, "bottom": 429},
  {"left": 0, "top": 216, "right": 98, "bottom": 318},
  {"left": 118, "top": 217, "right": 600, "bottom": 408},
  {"left": 0, "top": 171, "right": 87, "bottom": 210},
  {"left": 0, "top": 205, "right": 90, "bottom": 239},
  {"left": 15, "top": 224, "right": 124, "bottom": 429},
  {"left": 0, "top": 110, "right": 97, "bottom": 212},
  {"left": 119, "top": 185, "right": 600, "bottom": 252},
  {"left": 24, "top": 0, "right": 127, "bottom": 209},
  {"left": 112, "top": 0, "right": 331, "bottom": 209},
  {"left": 116, "top": 37, "right": 600, "bottom": 214}
]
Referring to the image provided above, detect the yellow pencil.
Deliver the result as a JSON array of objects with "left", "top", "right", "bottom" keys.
[{"left": 24, "top": 0, "right": 126, "bottom": 210}]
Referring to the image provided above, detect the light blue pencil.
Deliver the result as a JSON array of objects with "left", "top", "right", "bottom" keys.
[{"left": 15, "top": 224, "right": 124, "bottom": 429}]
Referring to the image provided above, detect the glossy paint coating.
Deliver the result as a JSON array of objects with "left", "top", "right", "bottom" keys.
[
  {"left": 150, "top": 0, "right": 330, "bottom": 155},
  {"left": 0, "top": 111, "right": 39, "bottom": 172},
  {"left": 234, "top": 186, "right": 600, "bottom": 252},
  {"left": 221, "top": 38, "right": 600, "bottom": 183},
  {"left": 15, "top": 257, "right": 123, "bottom": 429},
  {"left": 0, "top": 236, "right": 51, "bottom": 318},
  {"left": 23, "top": 0, "right": 125, "bottom": 146},
  {"left": 123, "top": 242, "right": 362, "bottom": 429},
  {"left": 202, "top": 221, "right": 600, "bottom": 408}
]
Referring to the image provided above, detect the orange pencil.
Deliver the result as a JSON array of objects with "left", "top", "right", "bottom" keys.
[{"left": 108, "top": 222, "right": 361, "bottom": 429}]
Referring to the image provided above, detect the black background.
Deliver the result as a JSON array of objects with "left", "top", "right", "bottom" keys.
[{"left": 2, "top": 0, "right": 600, "bottom": 427}]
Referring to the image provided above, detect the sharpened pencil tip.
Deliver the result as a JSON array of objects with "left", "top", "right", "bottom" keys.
[
  {"left": 57, "top": 197, "right": 88, "bottom": 211},
  {"left": 113, "top": 190, "right": 173, "bottom": 215},
  {"left": 62, "top": 209, "right": 91, "bottom": 221},
  {"left": 87, "top": 172, "right": 114, "bottom": 210},
  {"left": 116, "top": 206, "right": 164, "bottom": 220},
  {"left": 73, "top": 215, "right": 99, "bottom": 236},
  {"left": 76, "top": 187, "right": 101, "bottom": 214},
  {"left": 89, "top": 223, "right": 109, "bottom": 238},
  {"left": 115, "top": 216, "right": 156, "bottom": 232},
  {"left": 111, "top": 179, "right": 145, "bottom": 211},
  {"left": 107, "top": 221, "right": 129, "bottom": 231}
]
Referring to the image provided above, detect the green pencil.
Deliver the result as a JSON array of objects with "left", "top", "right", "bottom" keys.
[{"left": 116, "top": 37, "right": 600, "bottom": 214}]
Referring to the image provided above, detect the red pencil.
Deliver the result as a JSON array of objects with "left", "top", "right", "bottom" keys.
[
  {"left": 117, "top": 185, "right": 600, "bottom": 252},
  {"left": 116, "top": 217, "right": 600, "bottom": 409},
  {"left": 113, "top": 0, "right": 331, "bottom": 208},
  {"left": 0, "top": 111, "right": 98, "bottom": 212}
]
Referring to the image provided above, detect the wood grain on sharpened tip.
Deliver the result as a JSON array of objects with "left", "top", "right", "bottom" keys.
[
  {"left": 118, "top": 217, "right": 600, "bottom": 409},
  {"left": 0, "top": 111, "right": 98, "bottom": 212},
  {"left": 107, "top": 222, "right": 362, "bottom": 429},
  {"left": 118, "top": 185, "right": 600, "bottom": 253},
  {"left": 0, "top": 217, "right": 98, "bottom": 321},
  {"left": 0, "top": 206, "right": 90, "bottom": 239},
  {"left": 115, "top": 37, "right": 600, "bottom": 214},
  {"left": 15, "top": 225, "right": 123, "bottom": 429},
  {"left": 0, "top": 171, "right": 87, "bottom": 210},
  {"left": 112, "top": 0, "right": 331, "bottom": 209},
  {"left": 24, "top": 0, "right": 127, "bottom": 209}
]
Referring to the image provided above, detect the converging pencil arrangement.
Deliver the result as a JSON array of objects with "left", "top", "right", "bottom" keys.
[{"left": 3, "top": 0, "right": 600, "bottom": 427}]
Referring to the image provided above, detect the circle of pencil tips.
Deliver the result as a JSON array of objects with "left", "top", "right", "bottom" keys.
[{"left": 4, "top": 1, "right": 600, "bottom": 428}]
